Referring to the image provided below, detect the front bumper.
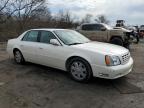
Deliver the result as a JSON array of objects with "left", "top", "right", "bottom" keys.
[{"left": 91, "top": 57, "right": 133, "bottom": 79}]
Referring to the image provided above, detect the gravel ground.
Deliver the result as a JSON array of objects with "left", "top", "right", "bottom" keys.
[{"left": 0, "top": 41, "right": 144, "bottom": 108}]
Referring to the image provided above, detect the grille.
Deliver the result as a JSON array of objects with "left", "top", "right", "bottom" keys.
[{"left": 121, "top": 53, "right": 130, "bottom": 64}]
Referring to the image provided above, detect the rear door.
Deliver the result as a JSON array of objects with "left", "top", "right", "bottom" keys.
[{"left": 20, "top": 30, "right": 39, "bottom": 62}]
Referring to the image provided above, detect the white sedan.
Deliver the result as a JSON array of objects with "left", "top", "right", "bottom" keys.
[{"left": 7, "top": 29, "right": 133, "bottom": 82}]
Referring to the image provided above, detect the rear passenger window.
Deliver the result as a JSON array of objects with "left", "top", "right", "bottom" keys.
[
  {"left": 40, "top": 31, "right": 56, "bottom": 44},
  {"left": 22, "top": 31, "right": 39, "bottom": 42}
]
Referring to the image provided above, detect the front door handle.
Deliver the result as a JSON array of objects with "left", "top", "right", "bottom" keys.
[{"left": 20, "top": 45, "right": 24, "bottom": 47}]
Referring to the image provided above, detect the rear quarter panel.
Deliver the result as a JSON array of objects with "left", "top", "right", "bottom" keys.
[{"left": 7, "top": 39, "right": 20, "bottom": 58}]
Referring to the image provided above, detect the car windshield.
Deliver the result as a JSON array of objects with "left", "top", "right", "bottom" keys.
[{"left": 54, "top": 30, "right": 90, "bottom": 45}]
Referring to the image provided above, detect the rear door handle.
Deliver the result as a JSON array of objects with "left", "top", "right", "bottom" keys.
[{"left": 20, "top": 45, "right": 24, "bottom": 47}]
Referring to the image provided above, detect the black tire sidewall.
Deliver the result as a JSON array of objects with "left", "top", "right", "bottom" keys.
[
  {"left": 110, "top": 38, "right": 123, "bottom": 46},
  {"left": 14, "top": 50, "right": 25, "bottom": 64},
  {"left": 67, "top": 57, "right": 92, "bottom": 82}
]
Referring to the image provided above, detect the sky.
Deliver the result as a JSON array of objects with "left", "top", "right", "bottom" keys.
[{"left": 48, "top": 0, "right": 144, "bottom": 26}]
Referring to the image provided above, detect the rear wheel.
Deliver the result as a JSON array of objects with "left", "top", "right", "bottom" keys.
[
  {"left": 110, "top": 38, "right": 123, "bottom": 46},
  {"left": 14, "top": 50, "right": 25, "bottom": 64},
  {"left": 67, "top": 57, "right": 93, "bottom": 82}
]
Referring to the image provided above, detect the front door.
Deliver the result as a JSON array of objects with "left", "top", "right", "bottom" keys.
[{"left": 35, "top": 31, "right": 66, "bottom": 70}]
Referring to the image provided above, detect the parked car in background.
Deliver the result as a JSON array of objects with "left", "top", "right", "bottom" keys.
[
  {"left": 139, "top": 25, "right": 144, "bottom": 38},
  {"left": 127, "top": 26, "right": 140, "bottom": 44},
  {"left": 77, "top": 23, "right": 131, "bottom": 48},
  {"left": 139, "top": 30, "right": 144, "bottom": 38},
  {"left": 140, "top": 25, "right": 144, "bottom": 28},
  {"left": 7, "top": 29, "right": 133, "bottom": 82}
]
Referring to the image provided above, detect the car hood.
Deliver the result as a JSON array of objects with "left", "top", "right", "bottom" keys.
[
  {"left": 72, "top": 41, "right": 129, "bottom": 55},
  {"left": 111, "top": 29, "right": 131, "bottom": 33}
]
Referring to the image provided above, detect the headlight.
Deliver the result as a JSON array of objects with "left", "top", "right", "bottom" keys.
[{"left": 105, "top": 55, "right": 121, "bottom": 66}]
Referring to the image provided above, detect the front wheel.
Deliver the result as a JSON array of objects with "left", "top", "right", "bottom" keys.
[
  {"left": 67, "top": 58, "right": 93, "bottom": 82},
  {"left": 110, "top": 38, "right": 123, "bottom": 46}
]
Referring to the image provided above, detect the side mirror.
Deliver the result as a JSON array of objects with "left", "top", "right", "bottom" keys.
[
  {"left": 50, "top": 39, "right": 61, "bottom": 46},
  {"left": 101, "top": 27, "right": 106, "bottom": 31}
]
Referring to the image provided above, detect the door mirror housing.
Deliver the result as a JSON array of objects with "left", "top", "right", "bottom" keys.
[
  {"left": 50, "top": 39, "right": 61, "bottom": 46},
  {"left": 101, "top": 27, "right": 106, "bottom": 31}
]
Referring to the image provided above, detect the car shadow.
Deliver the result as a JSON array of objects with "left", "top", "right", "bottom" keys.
[
  {"left": 19, "top": 62, "right": 117, "bottom": 90},
  {"left": 7, "top": 59, "right": 144, "bottom": 94}
]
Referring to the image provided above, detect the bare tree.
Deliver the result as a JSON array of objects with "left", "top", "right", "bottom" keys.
[
  {"left": 55, "top": 10, "right": 75, "bottom": 28},
  {"left": 95, "top": 15, "right": 110, "bottom": 24},
  {"left": 10, "top": 0, "right": 47, "bottom": 33},
  {"left": 42, "top": 9, "right": 52, "bottom": 21},
  {"left": 0, "top": 0, "right": 11, "bottom": 23},
  {"left": 81, "top": 14, "right": 93, "bottom": 24},
  {"left": 56, "top": 10, "right": 73, "bottom": 23}
]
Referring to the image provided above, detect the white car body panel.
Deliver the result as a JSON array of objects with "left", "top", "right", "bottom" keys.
[{"left": 7, "top": 29, "right": 133, "bottom": 79}]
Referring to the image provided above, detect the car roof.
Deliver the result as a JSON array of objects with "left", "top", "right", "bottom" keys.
[{"left": 29, "top": 28, "right": 70, "bottom": 32}]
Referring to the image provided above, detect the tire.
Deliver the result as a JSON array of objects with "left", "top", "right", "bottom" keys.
[
  {"left": 110, "top": 38, "right": 123, "bottom": 46},
  {"left": 67, "top": 57, "right": 93, "bottom": 82},
  {"left": 14, "top": 50, "right": 25, "bottom": 64}
]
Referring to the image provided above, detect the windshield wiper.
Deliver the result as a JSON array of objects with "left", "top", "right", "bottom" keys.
[{"left": 68, "top": 43, "right": 83, "bottom": 45}]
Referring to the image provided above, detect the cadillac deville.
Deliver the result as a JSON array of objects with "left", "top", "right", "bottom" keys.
[{"left": 7, "top": 29, "right": 133, "bottom": 82}]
